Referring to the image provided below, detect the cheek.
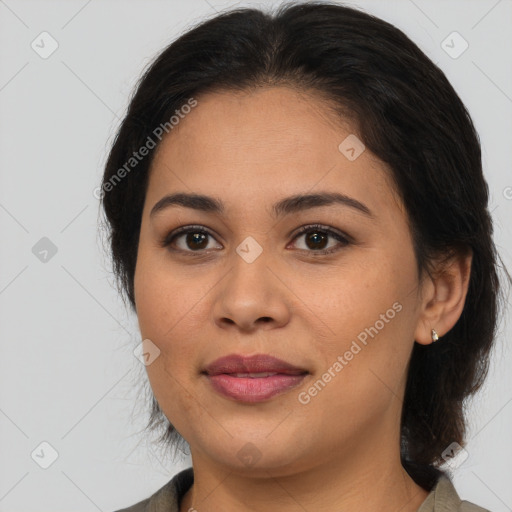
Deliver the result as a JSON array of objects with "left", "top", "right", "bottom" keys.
[
  {"left": 299, "top": 253, "right": 417, "bottom": 385},
  {"left": 295, "top": 258, "right": 400, "bottom": 336},
  {"left": 300, "top": 307, "right": 414, "bottom": 444},
  {"left": 133, "top": 258, "right": 211, "bottom": 381},
  {"left": 144, "top": 358, "right": 198, "bottom": 442},
  {"left": 134, "top": 253, "right": 201, "bottom": 341}
]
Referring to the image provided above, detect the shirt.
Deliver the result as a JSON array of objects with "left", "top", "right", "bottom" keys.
[{"left": 113, "top": 467, "right": 491, "bottom": 512}]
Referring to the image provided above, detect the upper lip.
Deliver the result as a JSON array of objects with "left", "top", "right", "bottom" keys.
[{"left": 203, "top": 354, "right": 308, "bottom": 376}]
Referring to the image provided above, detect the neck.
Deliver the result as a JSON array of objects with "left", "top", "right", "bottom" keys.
[{"left": 180, "top": 430, "right": 430, "bottom": 512}]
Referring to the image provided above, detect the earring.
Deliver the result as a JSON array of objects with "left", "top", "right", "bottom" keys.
[{"left": 431, "top": 329, "right": 439, "bottom": 343}]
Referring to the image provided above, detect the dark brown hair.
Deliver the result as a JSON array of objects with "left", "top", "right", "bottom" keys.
[{"left": 100, "top": 0, "right": 510, "bottom": 489}]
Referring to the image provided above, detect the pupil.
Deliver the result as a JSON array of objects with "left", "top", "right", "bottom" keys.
[
  {"left": 307, "top": 231, "right": 327, "bottom": 250},
  {"left": 187, "top": 232, "right": 207, "bottom": 250}
]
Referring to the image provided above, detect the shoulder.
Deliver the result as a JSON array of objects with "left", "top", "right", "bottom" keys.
[
  {"left": 113, "top": 496, "right": 150, "bottom": 512},
  {"left": 111, "top": 467, "right": 194, "bottom": 512},
  {"left": 459, "top": 504, "right": 492, "bottom": 512},
  {"left": 459, "top": 498, "right": 492, "bottom": 512},
  {"left": 418, "top": 475, "right": 491, "bottom": 512}
]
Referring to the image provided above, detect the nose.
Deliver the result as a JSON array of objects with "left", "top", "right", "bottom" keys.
[{"left": 212, "top": 247, "right": 292, "bottom": 332}]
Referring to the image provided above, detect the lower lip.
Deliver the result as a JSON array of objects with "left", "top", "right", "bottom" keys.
[{"left": 205, "top": 373, "right": 307, "bottom": 402}]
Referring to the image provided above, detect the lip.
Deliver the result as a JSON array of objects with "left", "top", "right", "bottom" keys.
[{"left": 203, "top": 354, "right": 308, "bottom": 403}]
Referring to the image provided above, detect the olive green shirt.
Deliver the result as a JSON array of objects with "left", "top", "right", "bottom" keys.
[{"left": 114, "top": 467, "right": 491, "bottom": 512}]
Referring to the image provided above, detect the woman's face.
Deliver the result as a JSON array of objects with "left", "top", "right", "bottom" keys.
[{"left": 134, "top": 86, "right": 432, "bottom": 475}]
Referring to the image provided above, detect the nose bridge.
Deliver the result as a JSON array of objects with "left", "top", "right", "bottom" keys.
[
  {"left": 212, "top": 235, "right": 290, "bottom": 330},
  {"left": 229, "top": 234, "right": 274, "bottom": 299}
]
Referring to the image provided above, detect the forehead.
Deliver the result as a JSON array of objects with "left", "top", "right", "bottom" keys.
[{"left": 146, "top": 86, "right": 402, "bottom": 220}]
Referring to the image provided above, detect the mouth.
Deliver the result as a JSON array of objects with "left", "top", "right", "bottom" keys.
[{"left": 202, "top": 354, "right": 309, "bottom": 403}]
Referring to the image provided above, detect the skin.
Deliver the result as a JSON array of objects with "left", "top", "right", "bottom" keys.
[{"left": 133, "top": 86, "right": 472, "bottom": 512}]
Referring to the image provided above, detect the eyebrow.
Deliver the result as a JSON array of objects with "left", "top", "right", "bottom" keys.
[{"left": 149, "top": 191, "right": 374, "bottom": 219}]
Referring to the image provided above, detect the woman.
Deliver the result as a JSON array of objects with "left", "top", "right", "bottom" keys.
[{"left": 102, "top": 2, "right": 509, "bottom": 511}]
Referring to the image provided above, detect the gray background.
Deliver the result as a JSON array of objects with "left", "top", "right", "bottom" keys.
[{"left": 0, "top": 0, "right": 511, "bottom": 510}]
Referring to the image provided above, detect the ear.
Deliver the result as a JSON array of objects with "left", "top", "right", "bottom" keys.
[{"left": 414, "top": 249, "right": 473, "bottom": 345}]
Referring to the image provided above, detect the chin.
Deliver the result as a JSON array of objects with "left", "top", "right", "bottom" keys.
[{"left": 188, "top": 429, "right": 316, "bottom": 476}]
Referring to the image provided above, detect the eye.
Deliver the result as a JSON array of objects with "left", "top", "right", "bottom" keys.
[
  {"left": 162, "top": 225, "right": 221, "bottom": 253},
  {"left": 290, "top": 224, "right": 350, "bottom": 255},
  {"left": 162, "top": 223, "right": 351, "bottom": 256}
]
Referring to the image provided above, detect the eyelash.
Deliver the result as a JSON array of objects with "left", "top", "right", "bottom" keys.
[{"left": 161, "top": 224, "right": 351, "bottom": 257}]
